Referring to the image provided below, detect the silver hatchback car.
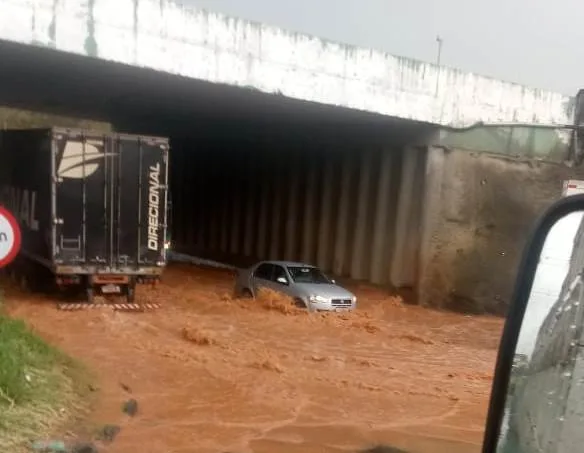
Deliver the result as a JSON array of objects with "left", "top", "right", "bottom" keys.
[{"left": 234, "top": 260, "right": 357, "bottom": 311}]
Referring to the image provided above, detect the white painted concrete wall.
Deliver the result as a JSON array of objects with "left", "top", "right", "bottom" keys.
[{"left": 0, "top": 0, "right": 575, "bottom": 127}]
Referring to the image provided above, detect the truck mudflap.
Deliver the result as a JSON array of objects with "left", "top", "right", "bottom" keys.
[{"left": 56, "top": 302, "right": 161, "bottom": 312}]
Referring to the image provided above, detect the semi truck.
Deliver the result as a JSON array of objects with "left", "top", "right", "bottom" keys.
[{"left": 0, "top": 127, "right": 170, "bottom": 304}]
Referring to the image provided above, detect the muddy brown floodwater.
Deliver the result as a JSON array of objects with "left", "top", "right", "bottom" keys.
[{"left": 3, "top": 264, "right": 503, "bottom": 453}]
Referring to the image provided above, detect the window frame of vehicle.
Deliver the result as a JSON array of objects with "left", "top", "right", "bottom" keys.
[
  {"left": 272, "top": 264, "right": 290, "bottom": 286},
  {"left": 287, "top": 265, "right": 330, "bottom": 284},
  {"left": 253, "top": 262, "right": 274, "bottom": 281}
]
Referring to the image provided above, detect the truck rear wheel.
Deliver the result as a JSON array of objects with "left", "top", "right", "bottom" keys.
[
  {"left": 126, "top": 281, "right": 136, "bottom": 303},
  {"left": 86, "top": 287, "right": 94, "bottom": 304},
  {"left": 7, "top": 264, "right": 17, "bottom": 282},
  {"left": 19, "top": 274, "right": 28, "bottom": 292}
]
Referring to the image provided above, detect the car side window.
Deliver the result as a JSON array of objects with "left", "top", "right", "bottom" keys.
[
  {"left": 254, "top": 263, "right": 273, "bottom": 280},
  {"left": 273, "top": 265, "right": 288, "bottom": 283}
]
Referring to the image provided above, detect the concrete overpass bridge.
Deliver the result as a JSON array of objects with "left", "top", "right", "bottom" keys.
[
  {"left": 0, "top": 0, "right": 574, "bottom": 127},
  {"left": 0, "top": 0, "right": 582, "bottom": 313}
]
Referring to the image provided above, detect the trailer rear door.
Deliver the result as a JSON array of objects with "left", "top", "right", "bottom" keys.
[
  {"left": 117, "top": 134, "right": 169, "bottom": 267},
  {"left": 52, "top": 130, "right": 169, "bottom": 269}
]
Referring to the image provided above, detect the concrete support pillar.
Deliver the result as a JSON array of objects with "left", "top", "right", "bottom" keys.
[
  {"left": 201, "top": 159, "right": 213, "bottom": 251},
  {"left": 219, "top": 174, "right": 230, "bottom": 254},
  {"left": 184, "top": 148, "right": 196, "bottom": 250},
  {"left": 316, "top": 158, "right": 335, "bottom": 271},
  {"left": 332, "top": 153, "right": 352, "bottom": 276},
  {"left": 208, "top": 157, "right": 220, "bottom": 252},
  {"left": 301, "top": 161, "right": 318, "bottom": 264},
  {"left": 350, "top": 152, "right": 373, "bottom": 280},
  {"left": 171, "top": 149, "right": 183, "bottom": 250},
  {"left": 195, "top": 160, "right": 206, "bottom": 250},
  {"left": 256, "top": 160, "right": 270, "bottom": 259},
  {"left": 243, "top": 158, "right": 257, "bottom": 258},
  {"left": 269, "top": 161, "right": 283, "bottom": 260},
  {"left": 285, "top": 155, "right": 301, "bottom": 261},
  {"left": 390, "top": 146, "right": 427, "bottom": 287},
  {"left": 370, "top": 150, "right": 394, "bottom": 284},
  {"left": 418, "top": 146, "right": 445, "bottom": 305},
  {"left": 229, "top": 166, "right": 242, "bottom": 256}
]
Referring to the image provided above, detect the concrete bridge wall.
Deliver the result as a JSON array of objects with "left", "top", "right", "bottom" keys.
[
  {"left": 1, "top": 0, "right": 575, "bottom": 127},
  {"left": 419, "top": 148, "right": 584, "bottom": 313}
]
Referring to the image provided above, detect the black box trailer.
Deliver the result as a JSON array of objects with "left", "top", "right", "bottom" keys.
[{"left": 0, "top": 127, "right": 170, "bottom": 303}]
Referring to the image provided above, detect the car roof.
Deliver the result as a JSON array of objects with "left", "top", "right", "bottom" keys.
[{"left": 255, "top": 260, "right": 316, "bottom": 268}]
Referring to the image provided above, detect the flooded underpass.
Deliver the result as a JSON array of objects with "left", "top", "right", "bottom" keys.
[{"left": 3, "top": 264, "right": 503, "bottom": 453}]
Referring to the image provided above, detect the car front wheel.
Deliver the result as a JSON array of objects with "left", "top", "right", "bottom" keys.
[{"left": 294, "top": 298, "right": 308, "bottom": 309}]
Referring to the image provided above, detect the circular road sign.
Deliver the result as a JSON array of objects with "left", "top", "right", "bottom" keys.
[{"left": 0, "top": 206, "right": 21, "bottom": 268}]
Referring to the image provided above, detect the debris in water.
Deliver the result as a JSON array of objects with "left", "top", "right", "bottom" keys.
[
  {"left": 360, "top": 445, "right": 410, "bottom": 453},
  {"left": 122, "top": 398, "right": 138, "bottom": 416},
  {"left": 249, "top": 358, "right": 284, "bottom": 373},
  {"left": 70, "top": 442, "right": 99, "bottom": 453},
  {"left": 95, "top": 424, "right": 121, "bottom": 443},
  {"left": 308, "top": 354, "right": 327, "bottom": 362}
]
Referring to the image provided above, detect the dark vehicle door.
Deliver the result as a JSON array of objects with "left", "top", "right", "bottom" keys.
[
  {"left": 116, "top": 134, "right": 169, "bottom": 268},
  {"left": 252, "top": 263, "right": 274, "bottom": 294},
  {"left": 52, "top": 130, "right": 169, "bottom": 269},
  {"left": 272, "top": 264, "right": 295, "bottom": 298}
]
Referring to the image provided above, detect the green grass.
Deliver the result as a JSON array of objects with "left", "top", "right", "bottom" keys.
[{"left": 0, "top": 294, "right": 92, "bottom": 452}]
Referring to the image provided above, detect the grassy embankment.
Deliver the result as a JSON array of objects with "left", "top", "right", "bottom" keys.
[{"left": 0, "top": 290, "right": 92, "bottom": 452}]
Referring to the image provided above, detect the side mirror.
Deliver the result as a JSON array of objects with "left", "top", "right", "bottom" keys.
[
  {"left": 276, "top": 277, "right": 288, "bottom": 285},
  {"left": 483, "top": 194, "right": 584, "bottom": 453}
]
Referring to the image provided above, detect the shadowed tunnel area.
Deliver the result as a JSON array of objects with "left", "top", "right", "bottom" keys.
[{"left": 0, "top": 39, "right": 438, "bottom": 287}]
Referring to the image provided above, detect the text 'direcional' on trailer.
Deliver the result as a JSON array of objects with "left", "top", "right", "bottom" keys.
[{"left": 51, "top": 130, "right": 170, "bottom": 271}]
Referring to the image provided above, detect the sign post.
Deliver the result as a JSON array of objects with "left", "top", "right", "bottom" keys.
[{"left": 0, "top": 206, "right": 21, "bottom": 268}]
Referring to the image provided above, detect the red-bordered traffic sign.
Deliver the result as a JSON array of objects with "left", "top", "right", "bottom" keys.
[{"left": 0, "top": 206, "right": 21, "bottom": 268}]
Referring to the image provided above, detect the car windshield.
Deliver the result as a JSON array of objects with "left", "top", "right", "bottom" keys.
[{"left": 287, "top": 266, "right": 330, "bottom": 284}]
